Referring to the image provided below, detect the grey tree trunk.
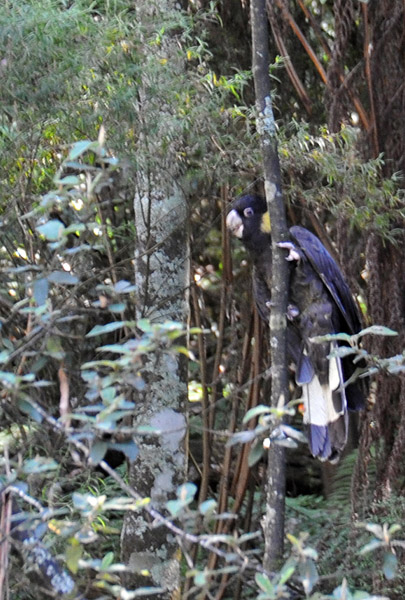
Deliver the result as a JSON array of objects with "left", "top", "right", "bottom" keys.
[
  {"left": 120, "top": 182, "right": 189, "bottom": 596},
  {"left": 120, "top": 2, "right": 189, "bottom": 596},
  {"left": 251, "top": 0, "right": 289, "bottom": 570}
]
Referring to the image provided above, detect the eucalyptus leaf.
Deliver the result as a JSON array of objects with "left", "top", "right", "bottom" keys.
[
  {"left": 89, "top": 441, "right": 108, "bottom": 465},
  {"left": 17, "top": 398, "right": 43, "bottom": 423},
  {"left": 36, "top": 219, "right": 65, "bottom": 241},
  {"left": 248, "top": 440, "right": 265, "bottom": 467},
  {"left": 199, "top": 499, "right": 217, "bottom": 516},
  {"left": 48, "top": 271, "right": 79, "bottom": 285},
  {"left": 33, "top": 277, "right": 49, "bottom": 306},
  {"left": 382, "top": 551, "right": 397, "bottom": 580},
  {"left": 243, "top": 404, "right": 271, "bottom": 423},
  {"left": 299, "top": 558, "right": 319, "bottom": 595},
  {"left": 86, "top": 321, "right": 132, "bottom": 337},
  {"left": 107, "top": 441, "right": 139, "bottom": 461},
  {"left": 22, "top": 457, "right": 59, "bottom": 473},
  {"left": 55, "top": 175, "right": 80, "bottom": 185},
  {"left": 227, "top": 430, "right": 257, "bottom": 447},
  {"left": 255, "top": 572, "right": 274, "bottom": 594},
  {"left": 68, "top": 139, "right": 95, "bottom": 160}
]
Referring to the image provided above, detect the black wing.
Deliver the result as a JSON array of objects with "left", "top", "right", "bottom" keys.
[{"left": 289, "top": 225, "right": 361, "bottom": 335}]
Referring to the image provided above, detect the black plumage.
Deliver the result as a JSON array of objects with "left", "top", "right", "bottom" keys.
[{"left": 226, "top": 194, "right": 364, "bottom": 462}]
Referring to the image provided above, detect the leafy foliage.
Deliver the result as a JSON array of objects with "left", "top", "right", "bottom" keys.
[{"left": 0, "top": 1, "right": 404, "bottom": 599}]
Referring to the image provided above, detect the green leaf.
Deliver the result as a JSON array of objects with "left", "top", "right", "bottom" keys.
[
  {"left": 166, "top": 499, "right": 183, "bottom": 517},
  {"left": 360, "top": 539, "right": 382, "bottom": 555},
  {"left": 109, "top": 303, "right": 126, "bottom": 313},
  {"left": 107, "top": 441, "right": 138, "bottom": 461},
  {"left": 278, "top": 559, "right": 296, "bottom": 585},
  {"left": 55, "top": 175, "right": 80, "bottom": 185},
  {"left": 86, "top": 321, "right": 132, "bottom": 337},
  {"left": 64, "top": 222, "right": 86, "bottom": 235},
  {"left": 199, "top": 499, "right": 217, "bottom": 516},
  {"left": 0, "top": 351, "right": 10, "bottom": 364},
  {"left": 100, "top": 551, "right": 114, "bottom": 570},
  {"left": 388, "top": 524, "right": 401, "bottom": 536},
  {"left": 68, "top": 140, "right": 95, "bottom": 160},
  {"left": 48, "top": 271, "right": 79, "bottom": 285},
  {"left": 358, "top": 325, "right": 398, "bottom": 338},
  {"left": 243, "top": 404, "right": 271, "bottom": 423},
  {"left": 280, "top": 424, "right": 307, "bottom": 443},
  {"left": 100, "top": 386, "right": 116, "bottom": 402},
  {"left": 45, "top": 336, "right": 65, "bottom": 359},
  {"left": 248, "top": 440, "right": 265, "bottom": 467},
  {"left": 114, "top": 280, "right": 136, "bottom": 293},
  {"left": 193, "top": 570, "right": 207, "bottom": 587},
  {"left": 22, "top": 457, "right": 58, "bottom": 473},
  {"left": 227, "top": 430, "right": 256, "bottom": 447},
  {"left": 255, "top": 572, "right": 274, "bottom": 595},
  {"left": 383, "top": 551, "right": 397, "bottom": 580},
  {"left": 66, "top": 542, "right": 83, "bottom": 574},
  {"left": 17, "top": 398, "right": 43, "bottom": 423},
  {"left": 36, "top": 219, "right": 65, "bottom": 241},
  {"left": 89, "top": 441, "right": 108, "bottom": 465},
  {"left": 363, "top": 523, "right": 384, "bottom": 539},
  {"left": 299, "top": 558, "right": 319, "bottom": 595},
  {"left": 33, "top": 277, "right": 49, "bottom": 306},
  {"left": 177, "top": 482, "right": 197, "bottom": 503}
]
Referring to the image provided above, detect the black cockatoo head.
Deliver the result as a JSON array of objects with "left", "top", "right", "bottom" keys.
[{"left": 226, "top": 195, "right": 271, "bottom": 250}]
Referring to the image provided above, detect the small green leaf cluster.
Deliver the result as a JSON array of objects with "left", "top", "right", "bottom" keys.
[{"left": 280, "top": 123, "right": 405, "bottom": 244}]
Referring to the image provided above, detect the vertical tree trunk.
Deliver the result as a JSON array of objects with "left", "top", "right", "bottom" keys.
[
  {"left": 120, "top": 2, "right": 189, "bottom": 596},
  {"left": 120, "top": 181, "right": 189, "bottom": 596},
  {"left": 251, "top": 0, "right": 289, "bottom": 569}
]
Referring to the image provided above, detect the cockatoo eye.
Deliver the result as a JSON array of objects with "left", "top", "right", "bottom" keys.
[{"left": 243, "top": 207, "right": 254, "bottom": 218}]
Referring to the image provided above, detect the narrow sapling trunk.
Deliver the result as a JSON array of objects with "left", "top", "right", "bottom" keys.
[{"left": 250, "top": 0, "right": 289, "bottom": 569}]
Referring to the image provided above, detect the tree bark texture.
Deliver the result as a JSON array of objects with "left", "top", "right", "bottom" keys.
[
  {"left": 251, "top": 0, "right": 289, "bottom": 569},
  {"left": 120, "top": 2, "right": 189, "bottom": 596}
]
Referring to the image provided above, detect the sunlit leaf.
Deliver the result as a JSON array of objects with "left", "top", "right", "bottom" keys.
[
  {"left": 255, "top": 572, "right": 274, "bottom": 594},
  {"left": 36, "top": 219, "right": 65, "bottom": 241},
  {"left": 358, "top": 325, "right": 398, "bottom": 338},
  {"left": 86, "top": 321, "right": 131, "bottom": 337},
  {"left": 243, "top": 405, "right": 271, "bottom": 423},
  {"left": 198, "top": 499, "right": 217, "bottom": 516},
  {"left": 68, "top": 140, "right": 95, "bottom": 160},
  {"left": 193, "top": 571, "right": 207, "bottom": 587},
  {"left": 22, "top": 457, "right": 59, "bottom": 473},
  {"left": 226, "top": 430, "right": 256, "bottom": 447},
  {"left": 100, "top": 551, "right": 114, "bottom": 570},
  {"left": 48, "top": 271, "right": 79, "bottom": 285},
  {"left": 177, "top": 482, "right": 198, "bottom": 503},
  {"left": 114, "top": 280, "right": 137, "bottom": 293},
  {"left": 383, "top": 552, "right": 397, "bottom": 580},
  {"left": 66, "top": 542, "right": 83, "bottom": 574},
  {"left": 55, "top": 175, "right": 80, "bottom": 185},
  {"left": 278, "top": 558, "right": 296, "bottom": 585},
  {"left": 0, "top": 351, "right": 10, "bottom": 364},
  {"left": 360, "top": 539, "right": 382, "bottom": 555}
]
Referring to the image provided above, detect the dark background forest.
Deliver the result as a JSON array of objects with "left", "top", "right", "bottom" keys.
[{"left": 0, "top": 1, "right": 404, "bottom": 599}]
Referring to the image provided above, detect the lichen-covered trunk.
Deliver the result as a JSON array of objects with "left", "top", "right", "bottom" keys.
[
  {"left": 120, "top": 182, "right": 189, "bottom": 596},
  {"left": 120, "top": 1, "right": 189, "bottom": 594}
]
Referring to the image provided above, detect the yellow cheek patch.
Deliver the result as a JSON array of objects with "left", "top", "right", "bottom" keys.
[{"left": 260, "top": 212, "right": 271, "bottom": 233}]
